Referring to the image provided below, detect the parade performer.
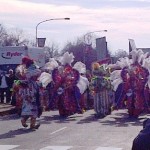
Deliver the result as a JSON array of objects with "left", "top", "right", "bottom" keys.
[
  {"left": 16, "top": 56, "right": 42, "bottom": 129},
  {"left": 110, "top": 49, "right": 150, "bottom": 118},
  {"left": 12, "top": 80, "right": 23, "bottom": 116},
  {"left": 39, "top": 52, "right": 90, "bottom": 117},
  {"left": 91, "top": 59, "right": 113, "bottom": 118},
  {"left": 13, "top": 65, "right": 27, "bottom": 116},
  {"left": 38, "top": 58, "right": 59, "bottom": 111},
  {"left": 73, "top": 61, "right": 90, "bottom": 110},
  {"left": 48, "top": 52, "right": 89, "bottom": 117},
  {"left": 38, "top": 72, "right": 52, "bottom": 111},
  {"left": 52, "top": 55, "right": 81, "bottom": 117}
]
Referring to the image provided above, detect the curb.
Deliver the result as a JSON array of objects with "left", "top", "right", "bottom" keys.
[{"left": 0, "top": 108, "right": 17, "bottom": 116}]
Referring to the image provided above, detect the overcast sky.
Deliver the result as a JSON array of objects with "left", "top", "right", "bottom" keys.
[{"left": 1, "top": 0, "right": 150, "bottom": 54}]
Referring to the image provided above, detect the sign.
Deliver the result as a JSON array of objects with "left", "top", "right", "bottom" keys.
[
  {"left": 0, "top": 46, "right": 46, "bottom": 67},
  {"left": 0, "top": 46, "right": 28, "bottom": 65},
  {"left": 37, "top": 38, "right": 46, "bottom": 47}
]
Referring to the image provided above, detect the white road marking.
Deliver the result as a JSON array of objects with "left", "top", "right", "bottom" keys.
[
  {"left": 40, "top": 146, "right": 73, "bottom": 150},
  {"left": 0, "top": 145, "right": 123, "bottom": 150},
  {"left": 50, "top": 127, "right": 67, "bottom": 135},
  {"left": 0, "top": 145, "right": 19, "bottom": 150},
  {"left": 95, "top": 147, "right": 122, "bottom": 150},
  {"left": 40, "top": 146, "right": 123, "bottom": 150}
]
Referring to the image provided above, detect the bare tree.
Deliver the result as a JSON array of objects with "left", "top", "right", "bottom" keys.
[
  {"left": 114, "top": 49, "right": 128, "bottom": 58},
  {"left": 28, "top": 39, "right": 36, "bottom": 47},
  {"left": 44, "top": 42, "right": 60, "bottom": 62},
  {"left": 0, "top": 24, "right": 8, "bottom": 46},
  {"left": 111, "top": 49, "right": 129, "bottom": 63},
  {"left": 61, "top": 38, "right": 85, "bottom": 62},
  {"left": 61, "top": 36, "right": 97, "bottom": 70},
  {"left": 0, "top": 24, "right": 29, "bottom": 46},
  {"left": 6, "top": 28, "right": 29, "bottom": 46}
]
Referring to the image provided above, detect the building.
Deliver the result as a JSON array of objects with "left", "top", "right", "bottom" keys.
[
  {"left": 96, "top": 37, "right": 109, "bottom": 61},
  {"left": 129, "top": 39, "right": 150, "bottom": 54},
  {"left": 137, "top": 48, "right": 150, "bottom": 53}
]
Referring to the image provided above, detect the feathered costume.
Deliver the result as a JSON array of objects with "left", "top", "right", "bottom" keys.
[
  {"left": 38, "top": 58, "right": 59, "bottom": 110},
  {"left": 109, "top": 49, "right": 150, "bottom": 118},
  {"left": 91, "top": 60, "right": 114, "bottom": 118},
  {"left": 39, "top": 52, "right": 89, "bottom": 117},
  {"left": 15, "top": 56, "right": 42, "bottom": 129}
]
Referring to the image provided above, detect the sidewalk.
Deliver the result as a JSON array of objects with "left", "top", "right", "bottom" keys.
[{"left": 0, "top": 103, "right": 17, "bottom": 116}]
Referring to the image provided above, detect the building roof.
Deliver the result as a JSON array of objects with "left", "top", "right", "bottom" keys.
[{"left": 137, "top": 48, "right": 150, "bottom": 53}]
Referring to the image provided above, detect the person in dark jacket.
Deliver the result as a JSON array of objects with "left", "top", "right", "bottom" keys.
[
  {"left": 7, "top": 69, "right": 17, "bottom": 105},
  {"left": 132, "top": 118, "right": 150, "bottom": 150},
  {"left": 0, "top": 71, "right": 10, "bottom": 103}
]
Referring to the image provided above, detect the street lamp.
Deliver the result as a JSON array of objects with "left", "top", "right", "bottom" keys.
[
  {"left": 84, "top": 30, "right": 107, "bottom": 45},
  {"left": 83, "top": 30, "right": 107, "bottom": 65},
  {"left": 35, "top": 17, "right": 70, "bottom": 47}
]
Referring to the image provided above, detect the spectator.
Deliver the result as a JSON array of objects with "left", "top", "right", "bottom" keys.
[
  {"left": 132, "top": 118, "right": 150, "bottom": 150},
  {"left": 8, "top": 69, "right": 17, "bottom": 105},
  {"left": 0, "top": 71, "right": 10, "bottom": 103}
]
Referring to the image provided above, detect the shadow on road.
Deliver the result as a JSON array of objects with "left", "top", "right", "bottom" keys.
[
  {"left": 76, "top": 114, "right": 99, "bottom": 124},
  {"left": 100, "top": 117, "right": 144, "bottom": 127},
  {"left": 76, "top": 110, "right": 149, "bottom": 127},
  {"left": 40, "top": 109, "right": 149, "bottom": 126},
  {"left": 0, "top": 128, "right": 35, "bottom": 139},
  {"left": 0, "top": 114, "right": 20, "bottom": 121},
  {"left": 40, "top": 112, "right": 86, "bottom": 124}
]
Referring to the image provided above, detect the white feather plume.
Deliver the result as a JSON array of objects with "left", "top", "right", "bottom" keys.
[
  {"left": 130, "top": 50, "right": 138, "bottom": 63},
  {"left": 107, "top": 64, "right": 118, "bottom": 69},
  {"left": 16, "top": 64, "right": 26, "bottom": 75},
  {"left": 58, "top": 52, "right": 75, "bottom": 66},
  {"left": 147, "top": 76, "right": 150, "bottom": 89},
  {"left": 110, "top": 70, "right": 122, "bottom": 81},
  {"left": 73, "top": 62, "right": 86, "bottom": 74},
  {"left": 137, "top": 49, "right": 144, "bottom": 64},
  {"left": 38, "top": 72, "right": 52, "bottom": 88},
  {"left": 111, "top": 78, "right": 123, "bottom": 91},
  {"left": 143, "top": 57, "right": 150, "bottom": 71},
  {"left": 77, "top": 76, "right": 89, "bottom": 94},
  {"left": 141, "top": 53, "right": 149, "bottom": 68},
  {"left": 116, "top": 57, "right": 130, "bottom": 69},
  {"left": 44, "top": 58, "right": 59, "bottom": 71}
]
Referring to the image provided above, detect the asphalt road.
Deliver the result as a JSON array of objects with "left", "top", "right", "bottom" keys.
[{"left": 0, "top": 109, "right": 149, "bottom": 150}]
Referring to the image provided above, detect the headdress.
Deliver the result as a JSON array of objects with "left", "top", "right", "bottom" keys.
[
  {"left": 22, "top": 56, "right": 34, "bottom": 68},
  {"left": 16, "top": 56, "right": 41, "bottom": 80}
]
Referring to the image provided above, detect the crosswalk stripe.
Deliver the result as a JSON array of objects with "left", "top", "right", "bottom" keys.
[
  {"left": 40, "top": 146, "right": 73, "bottom": 150},
  {"left": 40, "top": 146, "right": 122, "bottom": 150},
  {"left": 95, "top": 147, "right": 122, "bottom": 150},
  {"left": 0, "top": 145, "right": 19, "bottom": 150},
  {"left": 0, "top": 145, "right": 123, "bottom": 150}
]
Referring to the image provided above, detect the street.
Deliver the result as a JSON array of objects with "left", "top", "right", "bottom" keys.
[{"left": 0, "top": 109, "right": 149, "bottom": 150}]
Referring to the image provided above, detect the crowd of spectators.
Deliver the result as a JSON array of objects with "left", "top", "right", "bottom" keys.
[{"left": 0, "top": 69, "right": 16, "bottom": 105}]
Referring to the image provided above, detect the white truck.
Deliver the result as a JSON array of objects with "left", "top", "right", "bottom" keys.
[{"left": 0, "top": 46, "right": 46, "bottom": 72}]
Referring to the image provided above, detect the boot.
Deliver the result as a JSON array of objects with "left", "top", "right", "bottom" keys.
[
  {"left": 21, "top": 117, "right": 28, "bottom": 127},
  {"left": 30, "top": 117, "right": 40, "bottom": 129}
]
